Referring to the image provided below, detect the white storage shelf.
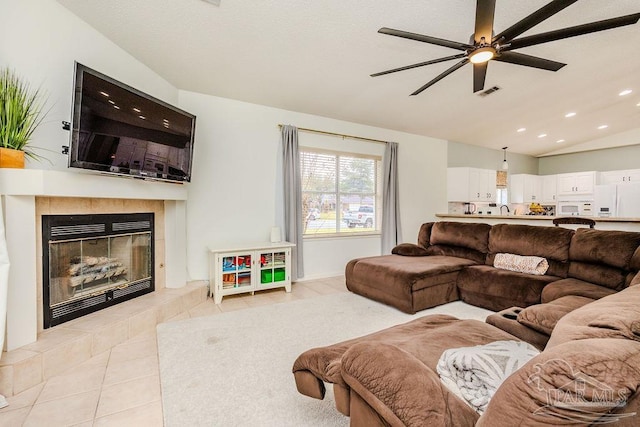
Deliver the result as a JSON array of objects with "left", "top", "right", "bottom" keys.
[{"left": 209, "top": 242, "right": 295, "bottom": 304}]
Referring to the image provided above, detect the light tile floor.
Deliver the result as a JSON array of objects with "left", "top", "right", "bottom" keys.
[{"left": 0, "top": 277, "right": 347, "bottom": 426}]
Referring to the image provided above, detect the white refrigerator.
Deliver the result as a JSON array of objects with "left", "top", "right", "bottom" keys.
[
  {"left": 594, "top": 183, "right": 640, "bottom": 218},
  {"left": 616, "top": 183, "right": 640, "bottom": 218}
]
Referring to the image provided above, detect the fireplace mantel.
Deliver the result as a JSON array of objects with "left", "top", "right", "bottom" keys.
[
  {"left": 1, "top": 169, "right": 188, "bottom": 351},
  {"left": 0, "top": 169, "right": 187, "bottom": 200}
]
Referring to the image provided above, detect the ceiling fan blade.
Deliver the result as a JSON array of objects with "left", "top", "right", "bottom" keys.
[
  {"left": 378, "top": 27, "right": 472, "bottom": 51},
  {"left": 411, "top": 59, "right": 469, "bottom": 96},
  {"left": 474, "top": 0, "right": 496, "bottom": 44},
  {"left": 505, "top": 13, "right": 640, "bottom": 50},
  {"left": 473, "top": 62, "right": 488, "bottom": 93},
  {"left": 494, "top": 51, "right": 566, "bottom": 71},
  {"left": 493, "top": 0, "right": 578, "bottom": 43},
  {"left": 371, "top": 54, "right": 467, "bottom": 77}
]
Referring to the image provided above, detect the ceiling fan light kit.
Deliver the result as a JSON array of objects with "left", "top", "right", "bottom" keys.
[
  {"left": 372, "top": 0, "right": 640, "bottom": 95},
  {"left": 469, "top": 46, "right": 496, "bottom": 64}
]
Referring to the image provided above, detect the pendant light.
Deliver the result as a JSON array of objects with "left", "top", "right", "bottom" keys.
[{"left": 501, "top": 147, "right": 509, "bottom": 170}]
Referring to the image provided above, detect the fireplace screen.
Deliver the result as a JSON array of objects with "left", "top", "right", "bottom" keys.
[{"left": 43, "top": 213, "right": 154, "bottom": 328}]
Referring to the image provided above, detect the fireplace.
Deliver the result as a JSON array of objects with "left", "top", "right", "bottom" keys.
[{"left": 42, "top": 212, "right": 155, "bottom": 328}]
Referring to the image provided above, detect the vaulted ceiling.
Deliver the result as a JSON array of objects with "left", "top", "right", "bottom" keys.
[{"left": 57, "top": 0, "right": 640, "bottom": 156}]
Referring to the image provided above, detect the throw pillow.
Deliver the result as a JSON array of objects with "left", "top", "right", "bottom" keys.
[{"left": 391, "top": 243, "right": 429, "bottom": 256}]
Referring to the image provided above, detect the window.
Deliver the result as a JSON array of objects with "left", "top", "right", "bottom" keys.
[{"left": 300, "top": 148, "right": 382, "bottom": 236}]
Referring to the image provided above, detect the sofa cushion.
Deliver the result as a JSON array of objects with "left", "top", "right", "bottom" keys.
[
  {"left": 567, "top": 261, "right": 628, "bottom": 290},
  {"left": 391, "top": 243, "right": 428, "bottom": 257},
  {"left": 478, "top": 338, "right": 640, "bottom": 426},
  {"left": 547, "top": 284, "right": 640, "bottom": 348},
  {"left": 487, "top": 224, "right": 573, "bottom": 277},
  {"left": 631, "top": 246, "right": 640, "bottom": 271},
  {"left": 516, "top": 295, "right": 595, "bottom": 336},
  {"left": 417, "top": 222, "right": 434, "bottom": 248},
  {"left": 569, "top": 228, "right": 640, "bottom": 270},
  {"left": 632, "top": 271, "right": 640, "bottom": 287},
  {"left": 456, "top": 265, "right": 560, "bottom": 312},
  {"left": 541, "top": 278, "right": 618, "bottom": 303},
  {"left": 426, "top": 222, "right": 491, "bottom": 264}
]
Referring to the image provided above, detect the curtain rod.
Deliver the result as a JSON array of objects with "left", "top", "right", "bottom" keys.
[{"left": 278, "top": 124, "right": 388, "bottom": 145}]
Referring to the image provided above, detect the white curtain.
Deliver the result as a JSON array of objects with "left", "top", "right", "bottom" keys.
[
  {"left": 281, "top": 125, "right": 304, "bottom": 279},
  {"left": 381, "top": 141, "right": 402, "bottom": 254},
  {"left": 0, "top": 198, "right": 10, "bottom": 408}
]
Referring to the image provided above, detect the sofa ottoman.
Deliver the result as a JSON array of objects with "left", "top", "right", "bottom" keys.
[{"left": 292, "top": 313, "right": 517, "bottom": 417}]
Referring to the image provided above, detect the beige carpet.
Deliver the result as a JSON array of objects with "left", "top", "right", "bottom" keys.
[{"left": 157, "top": 292, "right": 493, "bottom": 426}]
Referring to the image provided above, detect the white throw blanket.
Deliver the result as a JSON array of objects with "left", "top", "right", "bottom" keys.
[
  {"left": 437, "top": 340, "right": 539, "bottom": 413},
  {"left": 494, "top": 253, "right": 549, "bottom": 275}
]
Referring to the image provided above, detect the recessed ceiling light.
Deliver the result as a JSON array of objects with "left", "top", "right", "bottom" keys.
[
  {"left": 133, "top": 108, "right": 141, "bottom": 113},
  {"left": 636, "top": 102, "right": 640, "bottom": 107},
  {"left": 565, "top": 112, "right": 576, "bottom": 118},
  {"left": 113, "top": 105, "right": 120, "bottom": 109},
  {"left": 163, "top": 118, "right": 169, "bottom": 123},
  {"left": 598, "top": 125, "right": 608, "bottom": 130},
  {"left": 556, "top": 139, "right": 565, "bottom": 143},
  {"left": 619, "top": 89, "right": 633, "bottom": 96},
  {"left": 538, "top": 133, "right": 547, "bottom": 138},
  {"left": 139, "top": 115, "right": 146, "bottom": 120},
  {"left": 108, "top": 100, "right": 115, "bottom": 105},
  {"left": 99, "top": 91, "right": 109, "bottom": 97},
  {"left": 517, "top": 127, "right": 526, "bottom": 133}
]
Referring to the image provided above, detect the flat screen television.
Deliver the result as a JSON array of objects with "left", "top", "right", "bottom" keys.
[{"left": 68, "top": 63, "right": 196, "bottom": 182}]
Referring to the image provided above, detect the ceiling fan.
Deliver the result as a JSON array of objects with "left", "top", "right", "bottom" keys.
[{"left": 372, "top": 0, "right": 640, "bottom": 95}]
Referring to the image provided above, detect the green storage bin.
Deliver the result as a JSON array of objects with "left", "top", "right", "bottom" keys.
[
  {"left": 261, "top": 270, "right": 273, "bottom": 284},
  {"left": 274, "top": 268, "right": 286, "bottom": 282}
]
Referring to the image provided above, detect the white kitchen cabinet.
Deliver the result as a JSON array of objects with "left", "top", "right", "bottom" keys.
[
  {"left": 599, "top": 169, "right": 640, "bottom": 185},
  {"left": 510, "top": 174, "right": 542, "bottom": 203},
  {"left": 447, "top": 167, "right": 496, "bottom": 202},
  {"left": 541, "top": 175, "right": 557, "bottom": 203},
  {"left": 556, "top": 171, "right": 596, "bottom": 197},
  {"left": 209, "top": 242, "right": 295, "bottom": 304}
]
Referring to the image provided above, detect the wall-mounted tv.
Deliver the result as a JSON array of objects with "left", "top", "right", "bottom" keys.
[{"left": 68, "top": 63, "right": 196, "bottom": 182}]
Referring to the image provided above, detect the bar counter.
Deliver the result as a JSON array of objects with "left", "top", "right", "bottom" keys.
[{"left": 435, "top": 214, "right": 640, "bottom": 232}]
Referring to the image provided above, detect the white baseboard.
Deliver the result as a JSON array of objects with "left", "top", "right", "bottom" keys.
[{"left": 293, "top": 271, "right": 345, "bottom": 283}]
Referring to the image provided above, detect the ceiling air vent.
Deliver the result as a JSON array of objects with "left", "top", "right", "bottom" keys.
[{"left": 477, "top": 86, "right": 501, "bottom": 97}]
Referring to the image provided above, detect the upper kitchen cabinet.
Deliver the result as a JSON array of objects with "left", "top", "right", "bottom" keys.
[
  {"left": 447, "top": 167, "right": 497, "bottom": 202},
  {"left": 556, "top": 171, "right": 597, "bottom": 197},
  {"left": 541, "top": 175, "right": 557, "bottom": 203},
  {"left": 599, "top": 169, "right": 640, "bottom": 185},
  {"left": 510, "top": 174, "right": 542, "bottom": 203}
]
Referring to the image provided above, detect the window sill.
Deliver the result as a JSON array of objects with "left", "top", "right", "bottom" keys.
[{"left": 303, "top": 232, "right": 381, "bottom": 241}]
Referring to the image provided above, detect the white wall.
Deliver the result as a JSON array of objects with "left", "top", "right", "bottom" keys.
[
  {"left": 538, "top": 143, "right": 640, "bottom": 175},
  {"left": 448, "top": 141, "right": 539, "bottom": 174},
  {"left": 178, "top": 91, "right": 448, "bottom": 280},
  {"left": 0, "top": 0, "right": 178, "bottom": 170},
  {"left": 1, "top": 0, "right": 449, "bottom": 283}
]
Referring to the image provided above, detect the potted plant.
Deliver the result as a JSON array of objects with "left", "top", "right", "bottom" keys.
[{"left": 0, "top": 68, "right": 48, "bottom": 168}]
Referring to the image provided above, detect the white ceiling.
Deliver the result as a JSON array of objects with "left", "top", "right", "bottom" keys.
[{"left": 57, "top": 0, "right": 640, "bottom": 156}]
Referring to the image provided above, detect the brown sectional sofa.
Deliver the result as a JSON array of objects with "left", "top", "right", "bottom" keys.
[
  {"left": 293, "top": 221, "right": 640, "bottom": 424},
  {"left": 346, "top": 221, "right": 640, "bottom": 314},
  {"left": 340, "top": 283, "right": 640, "bottom": 426}
]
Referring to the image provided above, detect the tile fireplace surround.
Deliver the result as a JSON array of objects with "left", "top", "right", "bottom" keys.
[{"left": 0, "top": 169, "right": 188, "bottom": 351}]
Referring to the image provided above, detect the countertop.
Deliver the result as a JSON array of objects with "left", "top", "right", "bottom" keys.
[{"left": 436, "top": 214, "right": 640, "bottom": 223}]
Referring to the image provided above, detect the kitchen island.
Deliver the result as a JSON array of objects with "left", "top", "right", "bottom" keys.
[{"left": 435, "top": 214, "right": 640, "bottom": 232}]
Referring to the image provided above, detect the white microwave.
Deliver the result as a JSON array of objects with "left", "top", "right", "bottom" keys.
[{"left": 557, "top": 201, "right": 593, "bottom": 216}]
